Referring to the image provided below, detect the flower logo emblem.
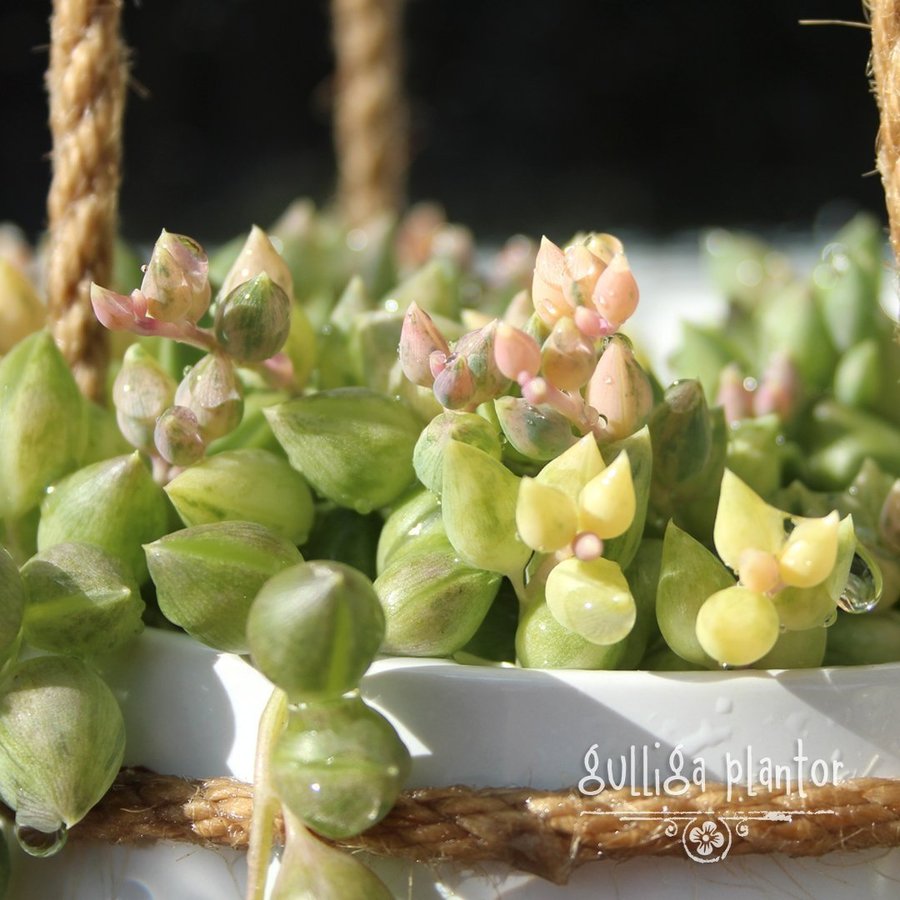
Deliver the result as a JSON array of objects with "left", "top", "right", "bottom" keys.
[{"left": 682, "top": 816, "right": 732, "bottom": 863}]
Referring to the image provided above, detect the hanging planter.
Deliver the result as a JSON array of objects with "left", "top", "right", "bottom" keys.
[{"left": 0, "top": 1, "right": 899, "bottom": 899}]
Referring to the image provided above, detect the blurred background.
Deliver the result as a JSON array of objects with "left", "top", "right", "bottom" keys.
[{"left": 0, "top": 0, "right": 886, "bottom": 244}]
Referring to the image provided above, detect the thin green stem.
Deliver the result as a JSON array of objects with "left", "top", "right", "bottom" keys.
[{"left": 246, "top": 687, "right": 289, "bottom": 900}]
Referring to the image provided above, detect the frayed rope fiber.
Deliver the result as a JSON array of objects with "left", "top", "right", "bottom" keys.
[{"left": 61, "top": 768, "right": 900, "bottom": 885}]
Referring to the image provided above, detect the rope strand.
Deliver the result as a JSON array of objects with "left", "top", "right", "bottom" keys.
[
  {"left": 67, "top": 768, "right": 900, "bottom": 884},
  {"left": 45, "top": 0, "right": 126, "bottom": 401},
  {"left": 332, "top": 0, "right": 408, "bottom": 227}
]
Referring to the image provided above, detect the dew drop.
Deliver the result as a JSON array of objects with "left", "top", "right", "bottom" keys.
[
  {"left": 15, "top": 821, "right": 67, "bottom": 858},
  {"left": 837, "top": 552, "right": 882, "bottom": 614}
]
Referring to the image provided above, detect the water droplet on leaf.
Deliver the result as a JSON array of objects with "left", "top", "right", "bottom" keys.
[
  {"left": 15, "top": 821, "right": 68, "bottom": 858},
  {"left": 837, "top": 552, "right": 881, "bottom": 614}
]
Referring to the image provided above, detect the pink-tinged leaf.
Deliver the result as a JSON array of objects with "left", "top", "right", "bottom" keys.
[
  {"left": 586, "top": 337, "right": 653, "bottom": 443},
  {"left": 154, "top": 405, "right": 206, "bottom": 467},
  {"left": 90, "top": 284, "right": 142, "bottom": 331},
  {"left": 432, "top": 355, "right": 477, "bottom": 410},
  {"left": 541, "top": 316, "right": 597, "bottom": 392},
  {"left": 494, "top": 322, "right": 541, "bottom": 381},
  {"left": 399, "top": 302, "right": 450, "bottom": 387},
  {"left": 534, "top": 236, "right": 566, "bottom": 285},
  {"left": 141, "top": 230, "right": 211, "bottom": 324},
  {"left": 531, "top": 270, "right": 573, "bottom": 326},
  {"left": 591, "top": 253, "right": 639, "bottom": 327},
  {"left": 574, "top": 306, "right": 615, "bottom": 338}
]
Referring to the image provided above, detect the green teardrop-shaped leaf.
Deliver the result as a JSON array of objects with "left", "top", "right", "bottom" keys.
[
  {"left": 145, "top": 520, "right": 303, "bottom": 653},
  {"left": 516, "top": 597, "right": 632, "bottom": 669},
  {"left": 0, "top": 331, "right": 88, "bottom": 519},
  {"left": 375, "top": 534, "right": 501, "bottom": 656},
  {"left": 0, "top": 655, "right": 125, "bottom": 831},
  {"left": 814, "top": 217, "right": 881, "bottom": 353},
  {"left": 265, "top": 388, "right": 421, "bottom": 513},
  {"left": 271, "top": 808, "right": 393, "bottom": 900},
  {"left": 413, "top": 410, "right": 502, "bottom": 495},
  {"left": 37, "top": 452, "right": 170, "bottom": 583},
  {"left": 657, "top": 520, "right": 734, "bottom": 667},
  {"left": 271, "top": 697, "right": 410, "bottom": 841},
  {"left": 441, "top": 440, "right": 531, "bottom": 576},
  {"left": 602, "top": 426, "right": 652, "bottom": 570},
  {"left": 724, "top": 415, "right": 784, "bottom": 501},
  {"left": 649, "top": 380, "right": 714, "bottom": 488},
  {"left": 330, "top": 275, "right": 374, "bottom": 334},
  {"left": 165, "top": 448, "right": 314, "bottom": 545},
  {"left": 834, "top": 339, "right": 882, "bottom": 410},
  {"left": 648, "top": 379, "right": 726, "bottom": 544},
  {"left": 494, "top": 397, "right": 576, "bottom": 462},
  {"left": 376, "top": 489, "right": 444, "bottom": 574},
  {"left": 20, "top": 542, "right": 143, "bottom": 658},
  {"left": 247, "top": 561, "right": 385, "bottom": 701}
]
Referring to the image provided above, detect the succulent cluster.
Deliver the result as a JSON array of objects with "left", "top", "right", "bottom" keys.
[{"left": 0, "top": 205, "right": 898, "bottom": 895}]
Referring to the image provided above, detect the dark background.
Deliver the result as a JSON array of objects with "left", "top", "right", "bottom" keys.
[{"left": 0, "top": 1, "right": 885, "bottom": 244}]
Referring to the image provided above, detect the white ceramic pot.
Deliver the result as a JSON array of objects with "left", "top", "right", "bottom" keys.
[{"left": 8, "top": 628, "right": 900, "bottom": 899}]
